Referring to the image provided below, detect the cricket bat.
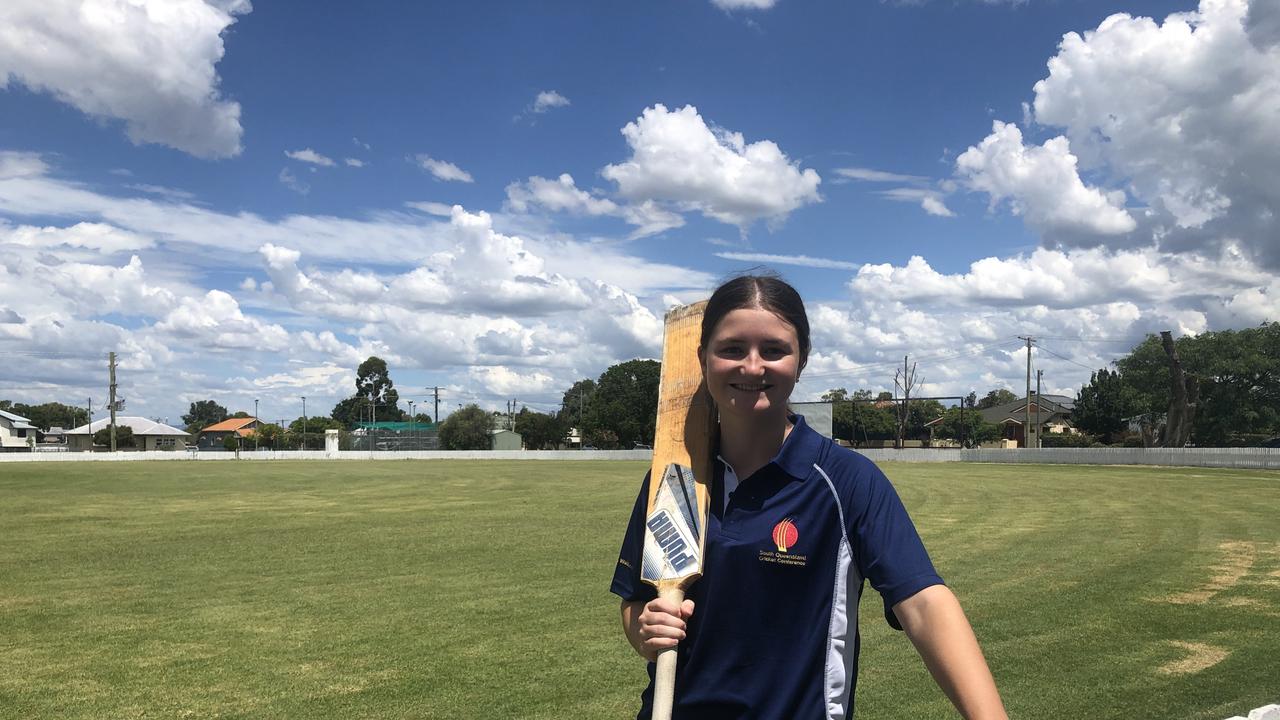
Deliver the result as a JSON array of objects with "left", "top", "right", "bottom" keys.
[{"left": 642, "top": 301, "right": 716, "bottom": 720}]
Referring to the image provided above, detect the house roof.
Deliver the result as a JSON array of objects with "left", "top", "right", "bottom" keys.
[
  {"left": 977, "top": 395, "right": 1074, "bottom": 426},
  {"left": 200, "top": 417, "right": 258, "bottom": 433},
  {"left": 0, "top": 408, "right": 37, "bottom": 430},
  {"left": 65, "top": 417, "right": 189, "bottom": 437}
]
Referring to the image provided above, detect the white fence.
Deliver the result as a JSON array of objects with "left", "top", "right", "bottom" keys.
[
  {"left": 1, "top": 447, "right": 1277, "bottom": 470},
  {"left": 0, "top": 449, "right": 654, "bottom": 463},
  {"left": 858, "top": 447, "right": 1280, "bottom": 470}
]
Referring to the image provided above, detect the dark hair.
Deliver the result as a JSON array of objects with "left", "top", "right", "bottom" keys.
[{"left": 700, "top": 273, "right": 810, "bottom": 371}]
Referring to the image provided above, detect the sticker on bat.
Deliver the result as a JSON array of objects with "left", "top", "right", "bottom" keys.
[{"left": 641, "top": 463, "right": 704, "bottom": 583}]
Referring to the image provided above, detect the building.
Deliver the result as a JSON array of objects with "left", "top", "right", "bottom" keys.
[
  {"left": 976, "top": 395, "right": 1076, "bottom": 448},
  {"left": 65, "top": 417, "right": 190, "bottom": 451},
  {"left": 196, "top": 417, "right": 260, "bottom": 450},
  {"left": 491, "top": 428, "right": 523, "bottom": 451},
  {"left": 0, "top": 409, "right": 38, "bottom": 451}
]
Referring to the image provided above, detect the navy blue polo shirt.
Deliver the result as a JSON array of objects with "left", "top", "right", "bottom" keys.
[{"left": 611, "top": 415, "right": 943, "bottom": 719}]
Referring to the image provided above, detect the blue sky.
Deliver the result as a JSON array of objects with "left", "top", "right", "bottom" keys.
[{"left": 0, "top": 0, "right": 1276, "bottom": 427}]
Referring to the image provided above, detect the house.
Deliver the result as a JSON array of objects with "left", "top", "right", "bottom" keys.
[
  {"left": 491, "top": 428, "right": 523, "bottom": 451},
  {"left": 0, "top": 409, "right": 38, "bottom": 451},
  {"left": 196, "top": 417, "right": 260, "bottom": 450},
  {"left": 65, "top": 417, "right": 190, "bottom": 451},
  {"left": 976, "top": 395, "right": 1076, "bottom": 448}
]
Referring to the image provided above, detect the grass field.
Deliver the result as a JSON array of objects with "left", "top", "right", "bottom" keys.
[{"left": 1, "top": 460, "right": 1277, "bottom": 719}]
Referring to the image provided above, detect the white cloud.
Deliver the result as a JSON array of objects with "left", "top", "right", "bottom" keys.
[
  {"left": 154, "top": 289, "right": 290, "bottom": 352},
  {"left": 2, "top": 221, "right": 153, "bottom": 253},
  {"left": 715, "top": 251, "right": 860, "bottom": 270},
  {"left": 0, "top": 0, "right": 247, "bottom": 158},
  {"left": 601, "top": 104, "right": 822, "bottom": 229},
  {"left": 126, "top": 183, "right": 197, "bottom": 201},
  {"left": 920, "top": 196, "right": 954, "bottom": 217},
  {"left": 405, "top": 201, "right": 454, "bottom": 217},
  {"left": 285, "top": 148, "right": 336, "bottom": 167},
  {"left": 532, "top": 90, "right": 570, "bottom": 113},
  {"left": 344, "top": 158, "right": 365, "bottom": 168},
  {"left": 277, "top": 167, "right": 309, "bottom": 195},
  {"left": 834, "top": 167, "right": 928, "bottom": 183},
  {"left": 413, "top": 154, "right": 474, "bottom": 183},
  {"left": 0, "top": 151, "right": 48, "bottom": 179},
  {"left": 957, "top": 121, "right": 1136, "bottom": 236},
  {"left": 504, "top": 173, "right": 684, "bottom": 237},
  {"left": 877, "top": 187, "right": 955, "bottom": 217},
  {"left": 711, "top": 0, "right": 778, "bottom": 9},
  {"left": 1020, "top": 0, "right": 1279, "bottom": 265}
]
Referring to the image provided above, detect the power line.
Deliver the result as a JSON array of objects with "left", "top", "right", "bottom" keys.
[{"left": 1037, "top": 343, "right": 1103, "bottom": 372}]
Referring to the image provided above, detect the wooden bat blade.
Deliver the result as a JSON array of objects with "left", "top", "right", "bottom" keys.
[
  {"left": 642, "top": 301, "right": 715, "bottom": 720},
  {"left": 642, "top": 300, "right": 714, "bottom": 592}
]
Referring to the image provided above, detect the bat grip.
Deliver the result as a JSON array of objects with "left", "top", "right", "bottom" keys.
[{"left": 651, "top": 586, "right": 685, "bottom": 720}]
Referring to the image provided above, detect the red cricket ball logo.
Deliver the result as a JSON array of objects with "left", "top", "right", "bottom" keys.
[{"left": 772, "top": 518, "right": 799, "bottom": 552}]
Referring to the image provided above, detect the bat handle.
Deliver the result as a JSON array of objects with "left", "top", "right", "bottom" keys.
[{"left": 651, "top": 586, "right": 685, "bottom": 720}]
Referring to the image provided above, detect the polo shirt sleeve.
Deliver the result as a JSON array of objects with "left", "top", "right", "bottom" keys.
[
  {"left": 610, "top": 471, "right": 658, "bottom": 603},
  {"left": 848, "top": 459, "right": 944, "bottom": 630}
]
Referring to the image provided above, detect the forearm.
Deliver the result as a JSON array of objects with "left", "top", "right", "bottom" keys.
[
  {"left": 620, "top": 599, "right": 649, "bottom": 659},
  {"left": 893, "top": 585, "right": 1007, "bottom": 720}
]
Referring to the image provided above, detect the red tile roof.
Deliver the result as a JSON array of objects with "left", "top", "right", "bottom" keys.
[{"left": 200, "top": 417, "right": 258, "bottom": 434}]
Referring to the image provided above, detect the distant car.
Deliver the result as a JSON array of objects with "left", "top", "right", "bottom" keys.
[
  {"left": 633, "top": 442, "right": 652, "bottom": 449},
  {"left": 1261, "top": 437, "right": 1280, "bottom": 448},
  {"left": 582, "top": 445, "right": 597, "bottom": 450}
]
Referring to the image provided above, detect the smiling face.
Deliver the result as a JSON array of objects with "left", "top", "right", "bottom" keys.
[{"left": 699, "top": 307, "right": 801, "bottom": 428}]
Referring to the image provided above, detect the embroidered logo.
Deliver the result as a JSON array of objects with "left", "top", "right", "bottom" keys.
[{"left": 772, "top": 518, "right": 799, "bottom": 552}]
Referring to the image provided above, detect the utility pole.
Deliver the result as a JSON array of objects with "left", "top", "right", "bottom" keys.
[
  {"left": 1035, "top": 369, "right": 1043, "bottom": 449},
  {"left": 108, "top": 352, "right": 118, "bottom": 452},
  {"left": 431, "top": 386, "right": 441, "bottom": 424},
  {"left": 301, "top": 396, "right": 307, "bottom": 451},
  {"left": 254, "top": 398, "right": 260, "bottom": 452},
  {"left": 1018, "top": 336, "right": 1034, "bottom": 449}
]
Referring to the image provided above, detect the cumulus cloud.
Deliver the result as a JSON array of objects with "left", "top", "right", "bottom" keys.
[
  {"left": 344, "top": 158, "right": 365, "bottom": 168},
  {"left": 413, "top": 154, "right": 474, "bottom": 183},
  {"left": 601, "top": 104, "right": 822, "bottom": 230},
  {"left": 285, "top": 148, "right": 336, "bottom": 167},
  {"left": 0, "top": 151, "right": 49, "bottom": 179},
  {"left": 531, "top": 90, "right": 570, "bottom": 113},
  {"left": 2, "top": 221, "right": 153, "bottom": 253},
  {"left": 1010, "top": 0, "right": 1279, "bottom": 265},
  {"left": 0, "top": 0, "right": 247, "bottom": 158},
  {"left": 834, "top": 166, "right": 954, "bottom": 217},
  {"left": 957, "top": 121, "right": 1136, "bottom": 236},
  {"left": 155, "top": 289, "right": 290, "bottom": 351},
  {"left": 504, "top": 173, "right": 684, "bottom": 237}
]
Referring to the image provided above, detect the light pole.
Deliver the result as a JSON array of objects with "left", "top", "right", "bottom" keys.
[
  {"left": 254, "top": 398, "right": 259, "bottom": 452},
  {"left": 408, "top": 400, "right": 416, "bottom": 449},
  {"left": 301, "top": 396, "right": 307, "bottom": 451}
]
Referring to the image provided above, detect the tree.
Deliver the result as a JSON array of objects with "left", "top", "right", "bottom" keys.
[
  {"left": 584, "top": 359, "right": 661, "bottom": 448},
  {"left": 93, "top": 425, "right": 134, "bottom": 448},
  {"left": 438, "top": 404, "right": 493, "bottom": 450},
  {"left": 822, "top": 389, "right": 853, "bottom": 441},
  {"left": 251, "top": 423, "right": 285, "bottom": 449},
  {"left": 356, "top": 356, "right": 405, "bottom": 420},
  {"left": 182, "top": 400, "right": 228, "bottom": 434},
  {"left": 288, "top": 415, "right": 345, "bottom": 449},
  {"left": 515, "top": 408, "right": 568, "bottom": 450},
  {"left": 557, "top": 379, "right": 597, "bottom": 429},
  {"left": 330, "top": 396, "right": 370, "bottom": 430},
  {"left": 6, "top": 401, "right": 89, "bottom": 431},
  {"left": 1116, "top": 324, "right": 1280, "bottom": 446},
  {"left": 1074, "top": 368, "right": 1137, "bottom": 444},
  {"left": 976, "top": 389, "right": 1018, "bottom": 409},
  {"left": 932, "top": 407, "right": 1001, "bottom": 448}
]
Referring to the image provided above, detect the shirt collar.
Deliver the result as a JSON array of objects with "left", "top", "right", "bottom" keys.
[
  {"left": 775, "top": 414, "right": 822, "bottom": 479},
  {"left": 716, "top": 413, "right": 822, "bottom": 481}
]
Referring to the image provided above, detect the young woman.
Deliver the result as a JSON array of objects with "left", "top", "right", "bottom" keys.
[{"left": 611, "top": 274, "right": 1007, "bottom": 719}]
